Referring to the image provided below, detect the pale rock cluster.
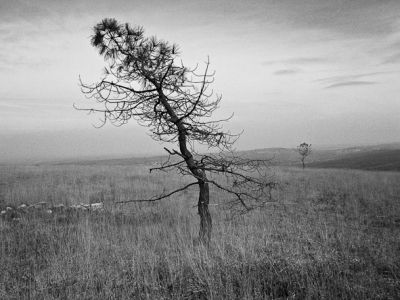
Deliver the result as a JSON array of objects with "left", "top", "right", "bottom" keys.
[{"left": 0, "top": 202, "right": 104, "bottom": 221}]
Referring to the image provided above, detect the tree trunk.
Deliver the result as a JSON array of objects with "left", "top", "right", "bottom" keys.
[
  {"left": 157, "top": 92, "right": 213, "bottom": 245},
  {"left": 302, "top": 158, "right": 305, "bottom": 169},
  {"left": 198, "top": 181, "right": 212, "bottom": 246}
]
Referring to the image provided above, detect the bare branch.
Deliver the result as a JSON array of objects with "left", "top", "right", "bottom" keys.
[{"left": 115, "top": 182, "right": 198, "bottom": 204}]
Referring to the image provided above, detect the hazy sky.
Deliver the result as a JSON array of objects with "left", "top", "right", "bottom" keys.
[{"left": 1, "top": 0, "right": 400, "bottom": 162}]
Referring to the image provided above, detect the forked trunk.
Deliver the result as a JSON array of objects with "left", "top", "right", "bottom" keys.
[{"left": 198, "top": 181, "right": 212, "bottom": 246}]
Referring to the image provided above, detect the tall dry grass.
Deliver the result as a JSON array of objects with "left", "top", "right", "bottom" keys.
[{"left": 1, "top": 163, "right": 399, "bottom": 299}]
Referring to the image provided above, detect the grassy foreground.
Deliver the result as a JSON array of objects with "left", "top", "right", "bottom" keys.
[{"left": 1, "top": 164, "right": 399, "bottom": 299}]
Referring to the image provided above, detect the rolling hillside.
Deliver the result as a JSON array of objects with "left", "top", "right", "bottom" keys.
[
  {"left": 41, "top": 143, "right": 400, "bottom": 172},
  {"left": 308, "top": 149, "right": 400, "bottom": 171},
  {"left": 241, "top": 144, "right": 400, "bottom": 172}
]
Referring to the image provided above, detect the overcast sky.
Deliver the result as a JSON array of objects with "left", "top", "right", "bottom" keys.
[{"left": 1, "top": 0, "right": 400, "bottom": 162}]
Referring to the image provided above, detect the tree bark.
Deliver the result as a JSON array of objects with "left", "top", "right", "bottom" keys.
[
  {"left": 198, "top": 181, "right": 212, "bottom": 246},
  {"left": 302, "top": 158, "right": 305, "bottom": 169}
]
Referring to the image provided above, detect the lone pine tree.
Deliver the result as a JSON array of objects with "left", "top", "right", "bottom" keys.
[
  {"left": 78, "top": 18, "right": 275, "bottom": 245},
  {"left": 297, "top": 142, "right": 312, "bottom": 169}
]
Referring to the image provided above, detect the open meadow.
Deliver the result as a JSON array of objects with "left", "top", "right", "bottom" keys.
[
  {"left": 1, "top": 162, "right": 399, "bottom": 299},
  {"left": 2, "top": 0, "right": 400, "bottom": 299}
]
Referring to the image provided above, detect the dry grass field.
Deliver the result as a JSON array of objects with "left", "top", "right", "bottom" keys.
[{"left": 1, "top": 162, "right": 399, "bottom": 299}]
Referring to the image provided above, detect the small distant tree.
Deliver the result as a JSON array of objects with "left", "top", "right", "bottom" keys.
[
  {"left": 77, "top": 18, "right": 276, "bottom": 245},
  {"left": 297, "top": 142, "right": 312, "bottom": 169}
]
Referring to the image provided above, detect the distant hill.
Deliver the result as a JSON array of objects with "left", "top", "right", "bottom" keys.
[
  {"left": 240, "top": 143, "right": 400, "bottom": 172},
  {"left": 308, "top": 149, "right": 400, "bottom": 172},
  {"left": 238, "top": 147, "right": 342, "bottom": 165},
  {"left": 41, "top": 143, "right": 400, "bottom": 172}
]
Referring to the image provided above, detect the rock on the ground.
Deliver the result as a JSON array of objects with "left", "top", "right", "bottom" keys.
[{"left": 89, "top": 202, "right": 104, "bottom": 211}]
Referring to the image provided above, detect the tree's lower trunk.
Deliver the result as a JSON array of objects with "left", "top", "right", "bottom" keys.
[
  {"left": 158, "top": 92, "right": 212, "bottom": 245},
  {"left": 198, "top": 181, "right": 212, "bottom": 246},
  {"left": 302, "top": 159, "right": 305, "bottom": 169}
]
